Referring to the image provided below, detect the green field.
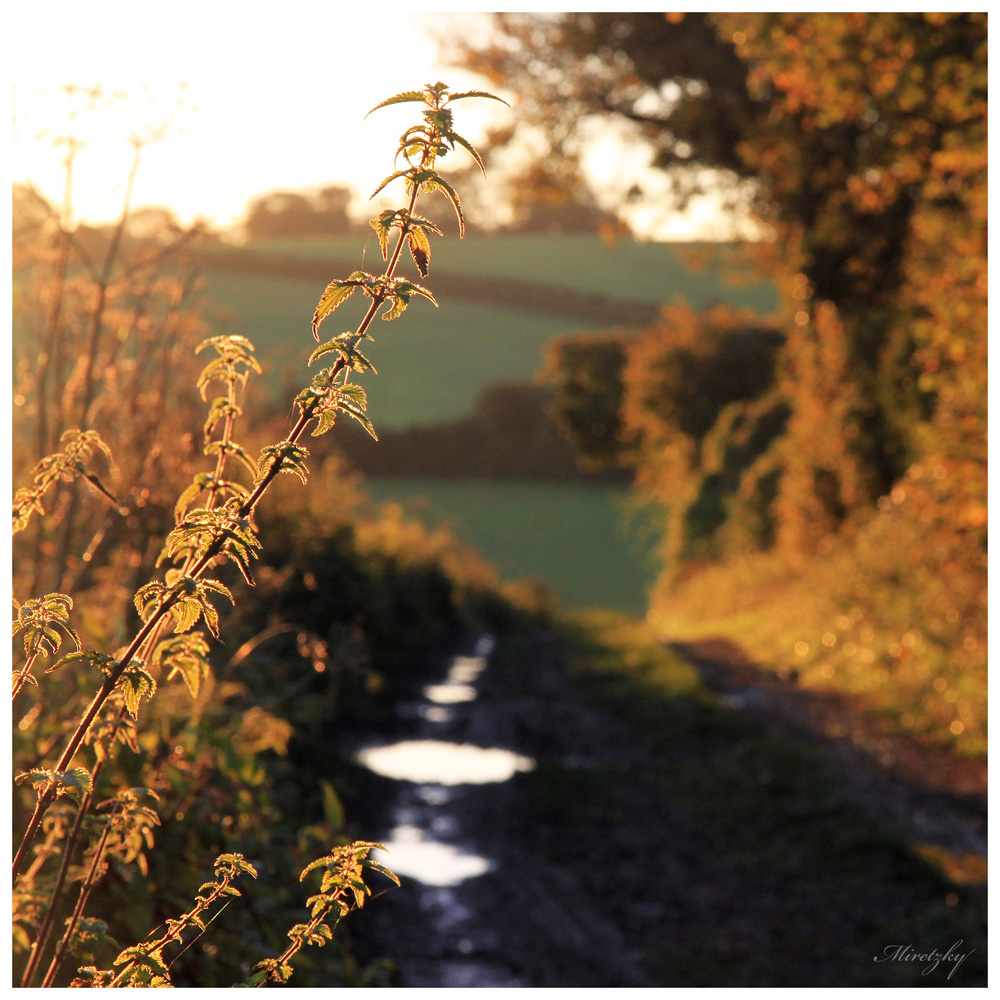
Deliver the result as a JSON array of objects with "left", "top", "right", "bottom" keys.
[
  {"left": 202, "top": 272, "right": 608, "bottom": 425},
  {"left": 201, "top": 234, "right": 772, "bottom": 611},
  {"left": 363, "top": 478, "right": 659, "bottom": 613},
  {"left": 240, "top": 233, "right": 778, "bottom": 312}
]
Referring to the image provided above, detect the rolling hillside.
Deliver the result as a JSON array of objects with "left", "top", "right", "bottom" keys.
[
  {"left": 201, "top": 233, "right": 777, "bottom": 426},
  {"left": 199, "top": 233, "right": 774, "bottom": 611}
]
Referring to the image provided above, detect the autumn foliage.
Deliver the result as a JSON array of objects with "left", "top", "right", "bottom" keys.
[{"left": 477, "top": 12, "right": 986, "bottom": 753}]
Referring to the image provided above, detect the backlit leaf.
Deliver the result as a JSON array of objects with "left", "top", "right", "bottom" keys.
[
  {"left": 366, "top": 90, "right": 426, "bottom": 116},
  {"left": 312, "top": 274, "right": 369, "bottom": 340}
]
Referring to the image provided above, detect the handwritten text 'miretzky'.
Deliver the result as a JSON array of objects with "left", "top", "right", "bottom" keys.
[{"left": 874, "top": 941, "right": 974, "bottom": 980}]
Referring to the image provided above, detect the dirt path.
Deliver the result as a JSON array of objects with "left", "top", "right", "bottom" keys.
[
  {"left": 344, "top": 636, "right": 651, "bottom": 987},
  {"left": 343, "top": 629, "right": 986, "bottom": 987}
]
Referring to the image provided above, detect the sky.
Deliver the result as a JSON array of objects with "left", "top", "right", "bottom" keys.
[
  {"left": 9, "top": 3, "right": 734, "bottom": 240},
  {"left": 10, "top": 5, "right": 504, "bottom": 230}
]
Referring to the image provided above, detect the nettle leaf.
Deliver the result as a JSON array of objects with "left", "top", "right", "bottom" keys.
[
  {"left": 363, "top": 858, "right": 401, "bottom": 886},
  {"left": 14, "top": 593, "right": 81, "bottom": 657},
  {"left": 153, "top": 575, "right": 233, "bottom": 637},
  {"left": 203, "top": 396, "right": 242, "bottom": 442},
  {"left": 338, "top": 382, "right": 369, "bottom": 411},
  {"left": 175, "top": 478, "right": 209, "bottom": 521},
  {"left": 312, "top": 409, "right": 338, "bottom": 437},
  {"left": 195, "top": 336, "right": 262, "bottom": 398},
  {"left": 382, "top": 279, "right": 437, "bottom": 321},
  {"left": 195, "top": 333, "right": 258, "bottom": 355},
  {"left": 369, "top": 168, "right": 412, "bottom": 201},
  {"left": 308, "top": 332, "right": 376, "bottom": 373},
  {"left": 409, "top": 170, "right": 465, "bottom": 236},
  {"left": 134, "top": 580, "right": 168, "bottom": 621},
  {"left": 410, "top": 214, "right": 443, "bottom": 236},
  {"left": 12, "top": 489, "right": 45, "bottom": 533},
  {"left": 152, "top": 632, "right": 211, "bottom": 699},
  {"left": 17, "top": 767, "right": 94, "bottom": 801},
  {"left": 446, "top": 89, "right": 510, "bottom": 106},
  {"left": 407, "top": 226, "right": 432, "bottom": 276},
  {"left": 448, "top": 131, "right": 488, "bottom": 178},
  {"left": 324, "top": 395, "right": 377, "bottom": 441},
  {"left": 114, "top": 944, "right": 170, "bottom": 974},
  {"left": 216, "top": 852, "right": 259, "bottom": 878},
  {"left": 312, "top": 272, "right": 373, "bottom": 340},
  {"left": 160, "top": 508, "right": 261, "bottom": 580},
  {"left": 366, "top": 90, "right": 426, "bottom": 116},
  {"left": 256, "top": 443, "right": 310, "bottom": 485},
  {"left": 381, "top": 295, "right": 408, "bottom": 323},
  {"left": 246, "top": 958, "right": 293, "bottom": 985},
  {"left": 119, "top": 662, "right": 157, "bottom": 718},
  {"left": 49, "top": 649, "right": 117, "bottom": 676},
  {"left": 14, "top": 429, "right": 117, "bottom": 532},
  {"left": 369, "top": 210, "right": 396, "bottom": 259},
  {"left": 423, "top": 106, "right": 455, "bottom": 135},
  {"left": 87, "top": 702, "right": 140, "bottom": 758}
]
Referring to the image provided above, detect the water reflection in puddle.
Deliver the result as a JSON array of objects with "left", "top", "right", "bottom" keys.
[
  {"left": 418, "top": 705, "right": 453, "bottom": 723},
  {"left": 353, "top": 635, "right": 526, "bottom": 987},
  {"left": 373, "top": 825, "right": 492, "bottom": 887},
  {"left": 415, "top": 785, "right": 452, "bottom": 806},
  {"left": 424, "top": 682, "right": 477, "bottom": 703},
  {"left": 357, "top": 739, "right": 534, "bottom": 785}
]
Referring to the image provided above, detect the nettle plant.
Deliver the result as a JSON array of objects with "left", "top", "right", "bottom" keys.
[{"left": 12, "top": 82, "right": 505, "bottom": 988}]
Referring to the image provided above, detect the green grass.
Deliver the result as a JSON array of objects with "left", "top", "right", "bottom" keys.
[
  {"left": 201, "top": 272, "right": 607, "bottom": 425},
  {"left": 362, "top": 478, "right": 659, "bottom": 613},
  {"left": 239, "top": 233, "right": 778, "bottom": 312}
]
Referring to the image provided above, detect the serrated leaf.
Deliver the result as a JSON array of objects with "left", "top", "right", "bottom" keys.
[
  {"left": 407, "top": 228, "right": 431, "bottom": 276},
  {"left": 362, "top": 859, "right": 401, "bottom": 885},
  {"left": 449, "top": 131, "right": 488, "bottom": 178},
  {"left": 381, "top": 294, "right": 408, "bottom": 322},
  {"left": 308, "top": 338, "right": 345, "bottom": 366},
  {"left": 338, "top": 383, "right": 369, "bottom": 410},
  {"left": 172, "top": 601, "right": 201, "bottom": 634},
  {"left": 336, "top": 401, "right": 378, "bottom": 441},
  {"left": 446, "top": 89, "right": 510, "bottom": 106},
  {"left": 369, "top": 169, "right": 411, "bottom": 201},
  {"left": 174, "top": 480, "right": 207, "bottom": 521},
  {"left": 120, "top": 665, "right": 156, "bottom": 718},
  {"left": 312, "top": 409, "right": 338, "bottom": 437},
  {"left": 427, "top": 173, "right": 465, "bottom": 236},
  {"left": 366, "top": 90, "right": 426, "bottom": 117},
  {"left": 49, "top": 649, "right": 117, "bottom": 675},
  {"left": 312, "top": 277, "right": 364, "bottom": 340}
]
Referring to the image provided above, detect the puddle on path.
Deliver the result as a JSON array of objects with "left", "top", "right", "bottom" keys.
[
  {"left": 352, "top": 635, "right": 535, "bottom": 986},
  {"left": 356, "top": 739, "right": 534, "bottom": 785}
]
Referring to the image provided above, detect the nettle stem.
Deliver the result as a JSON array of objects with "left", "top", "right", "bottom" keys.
[
  {"left": 11, "top": 162, "right": 420, "bottom": 885},
  {"left": 14, "top": 82, "right": 507, "bottom": 986}
]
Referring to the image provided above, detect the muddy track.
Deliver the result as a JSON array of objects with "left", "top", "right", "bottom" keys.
[
  {"left": 343, "top": 629, "right": 986, "bottom": 987},
  {"left": 343, "top": 636, "right": 651, "bottom": 987}
]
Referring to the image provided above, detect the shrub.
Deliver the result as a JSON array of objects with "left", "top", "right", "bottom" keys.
[{"left": 13, "top": 82, "right": 507, "bottom": 987}]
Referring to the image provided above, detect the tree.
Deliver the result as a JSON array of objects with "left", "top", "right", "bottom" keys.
[
  {"left": 242, "top": 185, "right": 354, "bottom": 240},
  {"left": 450, "top": 13, "right": 986, "bottom": 551}
]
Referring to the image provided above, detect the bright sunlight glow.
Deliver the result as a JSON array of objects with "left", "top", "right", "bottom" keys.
[
  {"left": 9, "top": 5, "right": 496, "bottom": 229},
  {"left": 10, "top": 4, "right": 733, "bottom": 239}
]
